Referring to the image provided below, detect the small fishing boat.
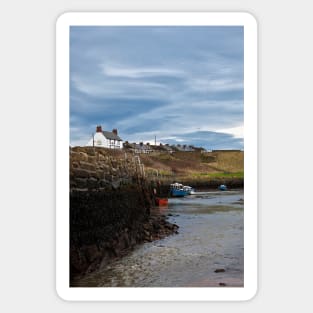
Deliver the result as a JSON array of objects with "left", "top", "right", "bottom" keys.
[
  {"left": 170, "top": 183, "right": 194, "bottom": 197},
  {"left": 218, "top": 184, "right": 227, "bottom": 191},
  {"left": 155, "top": 197, "right": 168, "bottom": 206}
]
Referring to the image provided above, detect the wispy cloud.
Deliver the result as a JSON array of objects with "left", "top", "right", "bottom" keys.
[
  {"left": 101, "top": 64, "right": 184, "bottom": 78},
  {"left": 70, "top": 26, "right": 244, "bottom": 149},
  {"left": 71, "top": 74, "right": 171, "bottom": 100},
  {"left": 215, "top": 125, "right": 244, "bottom": 139},
  {"left": 188, "top": 78, "right": 243, "bottom": 92}
]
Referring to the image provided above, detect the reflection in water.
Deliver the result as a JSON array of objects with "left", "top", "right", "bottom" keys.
[{"left": 72, "top": 190, "right": 244, "bottom": 287}]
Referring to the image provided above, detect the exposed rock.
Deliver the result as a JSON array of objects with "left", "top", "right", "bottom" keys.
[
  {"left": 214, "top": 268, "right": 225, "bottom": 273},
  {"left": 72, "top": 168, "right": 90, "bottom": 178},
  {"left": 111, "top": 179, "right": 121, "bottom": 189},
  {"left": 87, "top": 155, "right": 97, "bottom": 163},
  {"left": 75, "top": 178, "right": 88, "bottom": 189},
  {"left": 79, "top": 161, "right": 96, "bottom": 172},
  {"left": 87, "top": 177, "right": 98, "bottom": 188}
]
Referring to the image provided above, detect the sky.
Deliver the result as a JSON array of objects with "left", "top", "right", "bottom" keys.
[{"left": 70, "top": 26, "right": 244, "bottom": 150}]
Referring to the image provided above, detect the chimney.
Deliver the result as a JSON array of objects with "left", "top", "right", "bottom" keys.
[
  {"left": 112, "top": 128, "right": 118, "bottom": 135},
  {"left": 96, "top": 125, "right": 102, "bottom": 133}
]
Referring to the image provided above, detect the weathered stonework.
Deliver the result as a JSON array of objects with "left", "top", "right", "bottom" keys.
[{"left": 70, "top": 147, "right": 178, "bottom": 281}]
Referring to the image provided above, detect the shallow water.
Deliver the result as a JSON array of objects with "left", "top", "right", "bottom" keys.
[{"left": 72, "top": 190, "right": 244, "bottom": 287}]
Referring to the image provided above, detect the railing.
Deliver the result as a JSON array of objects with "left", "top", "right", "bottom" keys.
[{"left": 133, "top": 155, "right": 145, "bottom": 178}]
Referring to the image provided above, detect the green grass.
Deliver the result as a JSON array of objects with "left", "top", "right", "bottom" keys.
[
  {"left": 190, "top": 171, "right": 244, "bottom": 179},
  {"left": 141, "top": 151, "right": 244, "bottom": 181}
]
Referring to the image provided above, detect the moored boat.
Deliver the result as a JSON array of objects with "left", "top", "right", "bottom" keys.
[
  {"left": 155, "top": 197, "right": 168, "bottom": 206},
  {"left": 218, "top": 184, "right": 227, "bottom": 191},
  {"left": 170, "top": 183, "right": 194, "bottom": 197}
]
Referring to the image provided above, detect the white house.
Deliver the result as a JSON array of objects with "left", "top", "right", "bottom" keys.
[{"left": 86, "top": 125, "right": 123, "bottom": 149}]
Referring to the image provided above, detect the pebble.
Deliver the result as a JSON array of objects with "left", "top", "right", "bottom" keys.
[{"left": 214, "top": 268, "right": 225, "bottom": 273}]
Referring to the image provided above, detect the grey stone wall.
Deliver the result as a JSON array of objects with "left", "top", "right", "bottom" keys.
[
  {"left": 69, "top": 147, "right": 176, "bottom": 280},
  {"left": 70, "top": 146, "right": 141, "bottom": 190}
]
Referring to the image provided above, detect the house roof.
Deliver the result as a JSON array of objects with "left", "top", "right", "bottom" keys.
[
  {"left": 127, "top": 143, "right": 152, "bottom": 151},
  {"left": 150, "top": 145, "right": 166, "bottom": 151},
  {"left": 102, "top": 131, "right": 122, "bottom": 141}
]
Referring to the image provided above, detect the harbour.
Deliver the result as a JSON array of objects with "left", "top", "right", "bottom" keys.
[{"left": 71, "top": 189, "right": 244, "bottom": 287}]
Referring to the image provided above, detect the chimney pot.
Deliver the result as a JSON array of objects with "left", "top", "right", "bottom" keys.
[
  {"left": 112, "top": 128, "right": 118, "bottom": 135},
  {"left": 96, "top": 125, "right": 102, "bottom": 133}
]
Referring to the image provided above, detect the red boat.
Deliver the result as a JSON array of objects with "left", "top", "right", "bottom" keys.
[{"left": 155, "top": 197, "right": 168, "bottom": 206}]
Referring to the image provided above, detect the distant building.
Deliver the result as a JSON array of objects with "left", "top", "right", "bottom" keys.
[
  {"left": 86, "top": 125, "right": 123, "bottom": 149},
  {"left": 162, "top": 144, "right": 174, "bottom": 153},
  {"left": 173, "top": 144, "right": 195, "bottom": 152},
  {"left": 125, "top": 142, "right": 153, "bottom": 154}
]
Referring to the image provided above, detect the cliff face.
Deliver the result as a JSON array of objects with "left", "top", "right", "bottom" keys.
[{"left": 70, "top": 147, "right": 177, "bottom": 279}]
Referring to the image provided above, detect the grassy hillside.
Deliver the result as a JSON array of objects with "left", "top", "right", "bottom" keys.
[{"left": 140, "top": 150, "right": 244, "bottom": 184}]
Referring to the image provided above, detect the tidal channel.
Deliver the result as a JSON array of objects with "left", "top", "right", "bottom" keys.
[{"left": 72, "top": 190, "right": 244, "bottom": 287}]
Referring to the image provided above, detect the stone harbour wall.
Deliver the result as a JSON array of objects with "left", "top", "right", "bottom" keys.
[
  {"left": 69, "top": 147, "right": 178, "bottom": 280},
  {"left": 70, "top": 146, "right": 141, "bottom": 190}
]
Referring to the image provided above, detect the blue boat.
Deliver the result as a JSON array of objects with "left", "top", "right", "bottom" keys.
[
  {"left": 170, "top": 183, "right": 193, "bottom": 197},
  {"left": 218, "top": 184, "right": 227, "bottom": 191},
  {"left": 171, "top": 188, "right": 188, "bottom": 197}
]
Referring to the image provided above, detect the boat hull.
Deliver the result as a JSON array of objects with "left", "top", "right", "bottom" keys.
[
  {"left": 170, "top": 189, "right": 188, "bottom": 197},
  {"left": 155, "top": 198, "right": 168, "bottom": 206}
]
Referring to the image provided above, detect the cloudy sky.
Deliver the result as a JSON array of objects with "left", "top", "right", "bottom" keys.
[{"left": 70, "top": 26, "right": 244, "bottom": 150}]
